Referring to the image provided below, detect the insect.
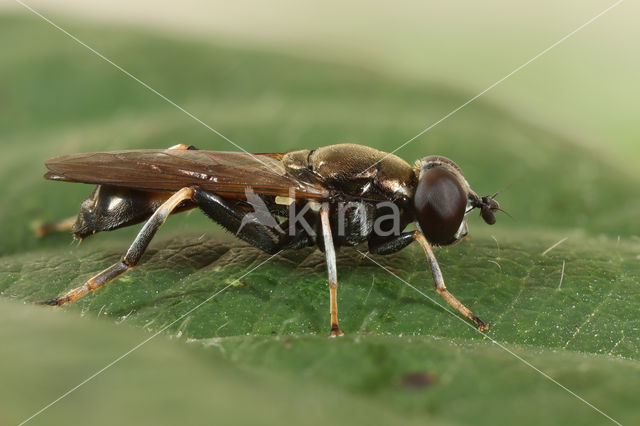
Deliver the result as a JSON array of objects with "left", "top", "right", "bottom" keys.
[{"left": 40, "top": 143, "right": 501, "bottom": 336}]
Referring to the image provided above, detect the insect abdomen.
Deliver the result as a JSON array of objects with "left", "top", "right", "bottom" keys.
[{"left": 72, "top": 186, "right": 193, "bottom": 239}]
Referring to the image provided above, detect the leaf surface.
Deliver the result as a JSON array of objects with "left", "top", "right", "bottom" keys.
[{"left": 1, "top": 14, "right": 639, "bottom": 426}]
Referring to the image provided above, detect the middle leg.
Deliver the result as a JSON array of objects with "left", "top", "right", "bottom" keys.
[{"left": 320, "top": 203, "right": 343, "bottom": 337}]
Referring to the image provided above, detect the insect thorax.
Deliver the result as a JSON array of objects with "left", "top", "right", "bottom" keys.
[{"left": 282, "top": 143, "right": 416, "bottom": 201}]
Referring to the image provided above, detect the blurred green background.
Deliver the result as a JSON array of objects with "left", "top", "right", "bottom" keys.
[{"left": 0, "top": 2, "right": 638, "bottom": 425}]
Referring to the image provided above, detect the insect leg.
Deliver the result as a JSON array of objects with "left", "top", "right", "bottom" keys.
[
  {"left": 39, "top": 187, "right": 195, "bottom": 306},
  {"left": 193, "top": 188, "right": 312, "bottom": 254},
  {"left": 320, "top": 203, "right": 343, "bottom": 337},
  {"left": 415, "top": 233, "right": 488, "bottom": 331},
  {"left": 35, "top": 216, "right": 76, "bottom": 238},
  {"left": 368, "top": 231, "right": 417, "bottom": 255},
  {"left": 168, "top": 144, "right": 199, "bottom": 150}
]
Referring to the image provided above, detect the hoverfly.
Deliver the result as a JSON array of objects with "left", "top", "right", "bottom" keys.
[{"left": 40, "top": 143, "right": 500, "bottom": 336}]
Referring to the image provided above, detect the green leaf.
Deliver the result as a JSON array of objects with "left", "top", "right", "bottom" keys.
[
  {"left": 1, "top": 14, "right": 639, "bottom": 426},
  {"left": 0, "top": 299, "right": 431, "bottom": 426}
]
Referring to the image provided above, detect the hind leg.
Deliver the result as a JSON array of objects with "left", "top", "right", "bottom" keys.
[
  {"left": 35, "top": 216, "right": 76, "bottom": 238},
  {"left": 168, "top": 144, "right": 198, "bottom": 150},
  {"left": 40, "top": 187, "right": 196, "bottom": 306},
  {"left": 193, "top": 188, "right": 313, "bottom": 254}
]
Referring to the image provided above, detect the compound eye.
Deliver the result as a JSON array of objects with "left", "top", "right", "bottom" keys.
[{"left": 414, "top": 166, "right": 467, "bottom": 245}]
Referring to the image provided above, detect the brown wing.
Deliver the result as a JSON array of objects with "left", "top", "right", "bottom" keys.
[{"left": 44, "top": 149, "right": 327, "bottom": 200}]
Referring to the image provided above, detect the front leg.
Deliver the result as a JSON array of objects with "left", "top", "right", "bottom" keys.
[
  {"left": 415, "top": 233, "right": 488, "bottom": 331},
  {"left": 370, "top": 230, "right": 488, "bottom": 331}
]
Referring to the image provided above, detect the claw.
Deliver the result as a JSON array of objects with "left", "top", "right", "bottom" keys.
[
  {"left": 329, "top": 327, "right": 345, "bottom": 338},
  {"left": 36, "top": 297, "right": 68, "bottom": 307},
  {"left": 473, "top": 315, "right": 489, "bottom": 331}
]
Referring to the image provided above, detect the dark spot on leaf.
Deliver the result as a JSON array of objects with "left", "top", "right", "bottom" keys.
[{"left": 399, "top": 372, "right": 437, "bottom": 390}]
